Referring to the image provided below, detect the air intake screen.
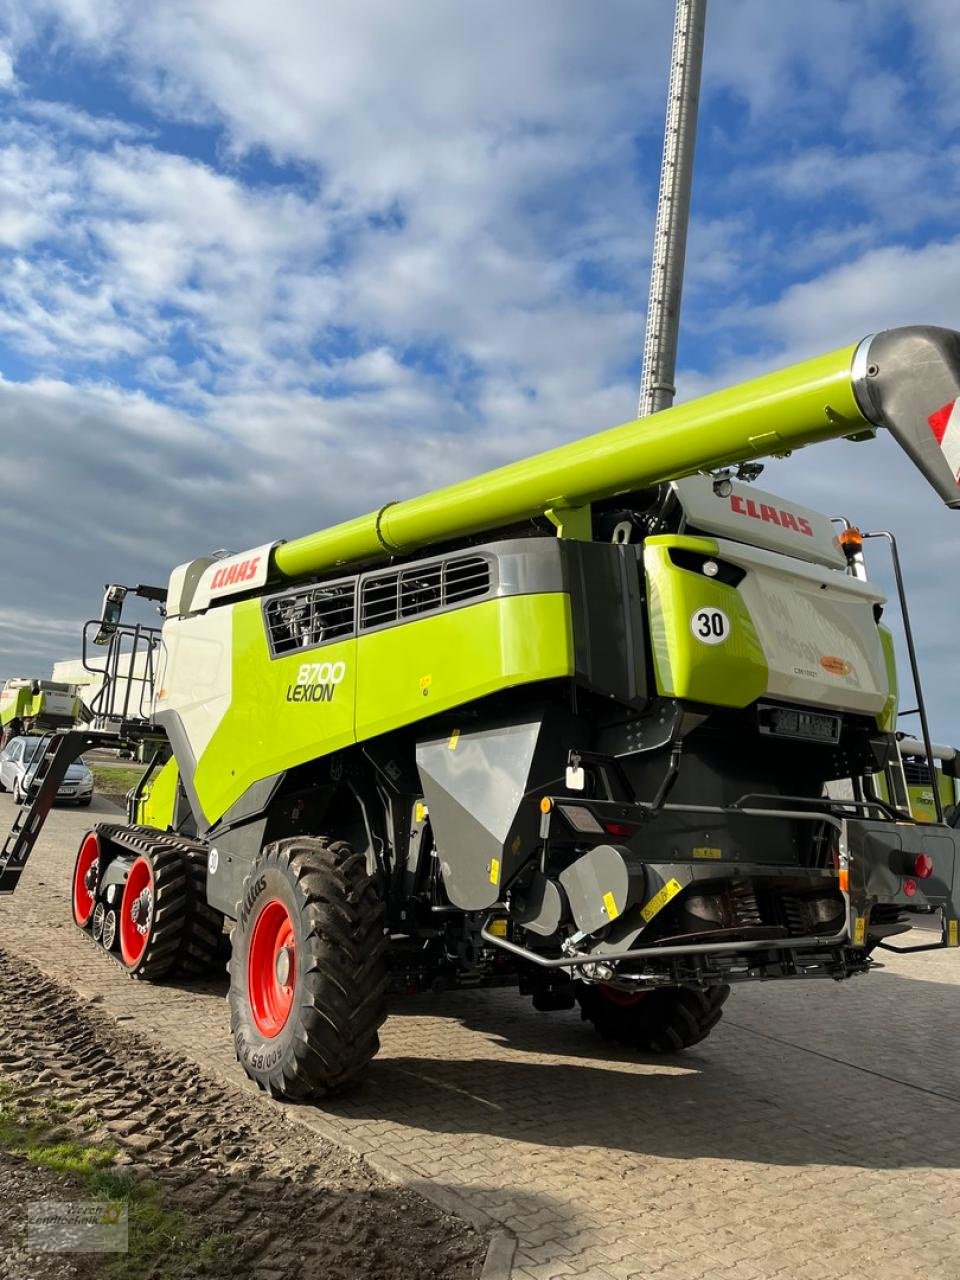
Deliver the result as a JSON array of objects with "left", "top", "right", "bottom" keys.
[
  {"left": 361, "top": 555, "right": 491, "bottom": 630},
  {"left": 902, "top": 759, "right": 934, "bottom": 786},
  {"left": 265, "top": 581, "right": 356, "bottom": 655}
]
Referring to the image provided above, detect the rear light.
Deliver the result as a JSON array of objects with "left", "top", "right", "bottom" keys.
[
  {"left": 903, "top": 878, "right": 918, "bottom": 897},
  {"left": 603, "top": 821, "right": 635, "bottom": 838},
  {"left": 914, "top": 853, "right": 934, "bottom": 879}
]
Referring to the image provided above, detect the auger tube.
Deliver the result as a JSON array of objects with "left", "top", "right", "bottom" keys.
[{"left": 273, "top": 326, "right": 960, "bottom": 580}]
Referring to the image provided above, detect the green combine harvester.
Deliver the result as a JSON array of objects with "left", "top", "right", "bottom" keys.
[
  {"left": 2, "top": 325, "right": 960, "bottom": 1101},
  {"left": 0, "top": 678, "right": 82, "bottom": 743}
]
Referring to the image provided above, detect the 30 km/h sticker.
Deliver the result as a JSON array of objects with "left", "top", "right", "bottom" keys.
[{"left": 690, "top": 607, "right": 730, "bottom": 645}]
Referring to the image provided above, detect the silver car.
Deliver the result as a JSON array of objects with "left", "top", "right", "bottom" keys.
[{"left": 0, "top": 736, "right": 94, "bottom": 806}]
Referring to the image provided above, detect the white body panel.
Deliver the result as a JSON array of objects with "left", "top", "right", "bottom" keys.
[
  {"left": 715, "top": 536, "right": 889, "bottom": 714},
  {"left": 674, "top": 475, "right": 845, "bottom": 569},
  {"left": 190, "top": 543, "right": 276, "bottom": 613},
  {"left": 155, "top": 607, "right": 234, "bottom": 761}
]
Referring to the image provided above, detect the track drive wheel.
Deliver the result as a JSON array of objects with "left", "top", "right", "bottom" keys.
[
  {"left": 576, "top": 983, "right": 730, "bottom": 1053},
  {"left": 229, "top": 837, "right": 388, "bottom": 1100},
  {"left": 117, "top": 846, "right": 189, "bottom": 979},
  {"left": 72, "top": 831, "right": 102, "bottom": 928}
]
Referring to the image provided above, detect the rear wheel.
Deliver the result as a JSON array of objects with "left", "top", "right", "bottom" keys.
[
  {"left": 229, "top": 837, "right": 388, "bottom": 1100},
  {"left": 577, "top": 983, "right": 730, "bottom": 1053},
  {"left": 117, "top": 846, "right": 189, "bottom": 980}
]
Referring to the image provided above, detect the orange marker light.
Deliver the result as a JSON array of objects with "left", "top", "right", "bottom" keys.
[
  {"left": 838, "top": 527, "right": 864, "bottom": 561},
  {"left": 838, "top": 868, "right": 850, "bottom": 892},
  {"left": 540, "top": 797, "right": 553, "bottom": 814}
]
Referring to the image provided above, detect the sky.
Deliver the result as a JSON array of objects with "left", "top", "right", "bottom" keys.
[{"left": 0, "top": 0, "right": 958, "bottom": 736}]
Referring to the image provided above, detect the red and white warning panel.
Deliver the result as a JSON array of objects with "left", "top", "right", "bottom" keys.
[{"left": 928, "top": 399, "right": 960, "bottom": 484}]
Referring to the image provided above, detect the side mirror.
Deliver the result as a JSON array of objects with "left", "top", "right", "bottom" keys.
[{"left": 94, "top": 585, "right": 128, "bottom": 646}]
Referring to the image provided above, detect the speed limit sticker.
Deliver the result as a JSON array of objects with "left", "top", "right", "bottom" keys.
[{"left": 690, "top": 607, "right": 730, "bottom": 645}]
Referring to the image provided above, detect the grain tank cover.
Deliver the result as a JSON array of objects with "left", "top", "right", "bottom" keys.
[
  {"left": 672, "top": 475, "right": 845, "bottom": 569},
  {"left": 854, "top": 326, "right": 960, "bottom": 508}
]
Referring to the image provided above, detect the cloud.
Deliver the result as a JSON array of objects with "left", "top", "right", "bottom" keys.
[{"left": 0, "top": 0, "right": 958, "bottom": 742}]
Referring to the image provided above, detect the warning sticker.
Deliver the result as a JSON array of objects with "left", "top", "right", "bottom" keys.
[
  {"left": 448, "top": 729, "right": 460, "bottom": 751},
  {"left": 853, "top": 915, "right": 867, "bottom": 946},
  {"left": 948, "top": 919, "right": 959, "bottom": 948},
  {"left": 489, "top": 858, "right": 500, "bottom": 887},
  {"left": 692, "top": 846, "right": 722, "bottom": 860},
  {"left": 602, "top": 890, "right": 620, "bottom": 921},
  {"left": 928, "top": 399, "right": 960, "bottom": 484},
  {"left": 640, "top": 878, "right": 683, "bottom": 923}
]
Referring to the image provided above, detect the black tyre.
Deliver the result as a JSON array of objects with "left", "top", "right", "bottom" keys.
[
  {"left": 229, "top": 837, "right": 388, "bottom": 1100},
  {"left": 577, "top": 983, "right": 730, "bottom": 1053},
  {"left": 117, "top": 844, "right": 189, "bottom": 980},
  {"left": 77, "top": 797, "right": 92, "bottom": 808},
  {"left": 176, "top": 849, "right": 225, "bottom": 977}
]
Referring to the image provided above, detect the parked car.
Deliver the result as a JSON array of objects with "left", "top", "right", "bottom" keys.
[{"left": 0, "top": 735, "right": 94, "bottom": 806}]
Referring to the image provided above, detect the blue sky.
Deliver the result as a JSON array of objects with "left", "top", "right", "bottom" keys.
[{"left": 0, "top": 0, "right": 959, "bottom": 735}]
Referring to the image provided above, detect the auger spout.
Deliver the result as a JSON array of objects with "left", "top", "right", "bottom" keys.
[{"left": 273, "top": 326, "right": 960, "bottom": 581}]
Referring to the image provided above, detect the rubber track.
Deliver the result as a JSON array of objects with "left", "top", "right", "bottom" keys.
[
  {"left": 80, "top": 823, "right": 224, "bottom": 980},
  {"left": 0, "top": 946, "right": 482, "bottom": 1280}
]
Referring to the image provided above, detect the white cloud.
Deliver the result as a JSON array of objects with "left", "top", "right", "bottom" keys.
[{"left": 0, "top": 0, "right": 959, "bottom": 739}]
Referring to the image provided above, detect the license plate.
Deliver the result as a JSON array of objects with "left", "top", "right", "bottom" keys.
[
  {"left": 60, "top": 788, "right": 76, "bottom": 796},
  {"left": 761, "top": 706, "right": 841, "bottom": 743}
]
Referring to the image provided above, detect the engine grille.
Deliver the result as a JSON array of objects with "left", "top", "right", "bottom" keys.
[
  {"left": 264, "top": 553, "right": 493, "bottom": 656},
  {"left": 265, "top": 581, "right": 356, "bottom": 656},
  {"left": 360, "top": 555, "right": 492, "bottom": 630}
]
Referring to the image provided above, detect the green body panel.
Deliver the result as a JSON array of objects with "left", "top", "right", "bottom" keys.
[
  {"left": 644, "top": 537, "right": 769, "bottom": 707},
  {"left": 0, "top": 682, "right": 80, "bottom": 728},
  {"left": 193, "top": 592, "right": 572, "bottom": 823},
  {"left": 907, "top": 772, "right": 957, "bottom": 823},
  {"left": 0, "top": 686, "right": 33, "bottom": 726},
  {"left": 877, "top": 626, "right": 898, "bottom": 732},
  {"left": 274, "top": 344, "right": 864, "bottom": 578},
  {"left": 194, "top": 603, "right": 357, "bottom": 824},
  {"left": 355, "top": 593, "right": 573, "bottom": 740},
  {"left": 138, "top": 758, "right": 180, "bottom": 830}
]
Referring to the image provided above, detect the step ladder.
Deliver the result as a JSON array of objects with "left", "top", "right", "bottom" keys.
[{"left": 0, "top": 729, "right": 122, "bottom": 895}]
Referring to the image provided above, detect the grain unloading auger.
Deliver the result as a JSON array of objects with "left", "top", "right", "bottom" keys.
[{"left": 3, "top": 325, "right": 960, "bottom": 1101}]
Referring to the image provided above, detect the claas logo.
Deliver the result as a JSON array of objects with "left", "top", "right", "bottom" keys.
[
  {"left": 729, "top": 495, "right": 813, "bottom": 537},
  {"left": 210, "top": 556, "right": 261, "bottom": 590}
]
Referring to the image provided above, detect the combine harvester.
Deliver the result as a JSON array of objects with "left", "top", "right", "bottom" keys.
[
  {"left": 0, "top": 678, "right": 83, "bottom": 745},
  {"left": 2, "top": 325, "right": 960, "bottom": 1100}
]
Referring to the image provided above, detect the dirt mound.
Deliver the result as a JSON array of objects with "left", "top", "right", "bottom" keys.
[{"left": 0, "top": 947, "right": 483, "bottom": 1280}]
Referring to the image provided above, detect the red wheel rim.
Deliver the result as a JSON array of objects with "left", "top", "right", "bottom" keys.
[
  {"left": 247, "top": 899, "right": 297, "bottom": 1038},
  {"left": 599, "top": 984, "right": 647, "bottom": 1008},
  {"left": 72, "top": 832, "right": 100, "bottom": 927},
  {"left": 119, "top": 856, "right": 153, "bottom": 967}
]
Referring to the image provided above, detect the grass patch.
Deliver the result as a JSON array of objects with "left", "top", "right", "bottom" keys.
[
  {"left": 1, "top": 1075, "right": 235, "bottom": 1277},
  {"left": 90, "top": 765, "right": 145, "bottom": 799}
]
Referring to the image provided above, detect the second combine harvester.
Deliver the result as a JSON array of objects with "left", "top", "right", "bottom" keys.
[{"left": 4, "top": 324, "right": 960, "bottom": 1100}]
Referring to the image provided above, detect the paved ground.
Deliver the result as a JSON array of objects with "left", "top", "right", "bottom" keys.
[{"left": 2, "top": 791, "right": 960, "bottom": 1280}]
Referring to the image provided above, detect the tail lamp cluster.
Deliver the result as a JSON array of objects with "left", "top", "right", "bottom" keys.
[{"left": 903, "top": 852, "right": 935, "bottom": 898}]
